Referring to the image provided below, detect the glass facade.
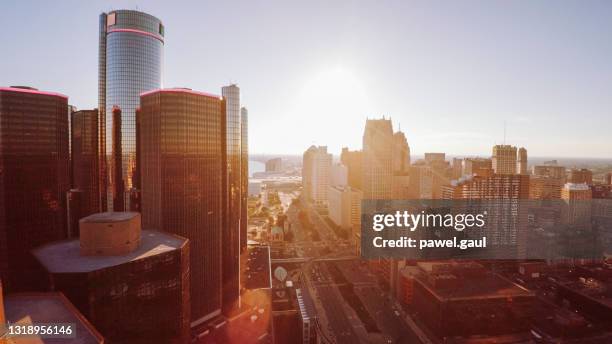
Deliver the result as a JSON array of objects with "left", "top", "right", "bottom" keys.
[
  {"left": 240, "top": 107, "right": 248, "bottom": 253},
  {"left": 70, "top": 109, "right": 100, "bottom": 224},
  {"left": 221, "top": 84, "right": 241, "bottom": 313},
  {"left": 99, "top": 10, "right": 164, "bottom": 211},
  {"left": 0, "top": 87, "right": 70, "bottom": 292},
  {"left": 139, "top": 89, "right": 225, "bottom": 325}
]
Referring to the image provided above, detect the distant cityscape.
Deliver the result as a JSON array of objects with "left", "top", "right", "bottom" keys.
[{"left": 2, "top": 5, "right": 612, "bottom": 344}]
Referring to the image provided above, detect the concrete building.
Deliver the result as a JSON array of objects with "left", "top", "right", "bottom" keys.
[
  {"left": 424, "top": 153, "right": 445, "bottom": 164},
  {"left": 492, "top": 144, "right": 517, "bottom": 175},
  {"left": 464, "top": 157, "right": 493, "bottom": 177},
  {"left": 0, "top": 86, "right": 70, "bottom": 292},
  {"left": 139, "top": 88, "right": 226, "bottom": 325},
  {"left": 530, "top": 175, "right": 563, "bottom": 199},
  {"left": 340, "top": 147, "right": 363, "bottom": 190},
  {"left": 327, "top": 186, "right": 362, "bottom": 230},
  {"left": 392, "top": 131, "right": 410, "bottom": 173},
  {"left": 330, "top": 163, "right": 348, "bottom": 187},
  {"left": 362, "top": 118, "right": 394, "bottom": 199},
  {"left": 533, "top": 165, "right": 566, "bottom": 180},
  {"left": 99, "top": 10, "right": 165, "bottom": 211},
  {"left": 562, "top": 183, "right": 592, "bottom": 226},
  {"left": 302, "top": 146, "right": 332, "bottom": 208},
  {"left": 568, "top": 168, "right": 593, "bottom": 185},
  {"left": 411, "top": 262, "right": 535, "bottom": 338},
  {"left": 32, "top": 212, "right": 190, "bottom": 343},
  {"left": 452, "top": 157, "right": 463, "bottom": 179},
  {"left": 265, "top": 158, "right": 283, "bottom": 172},
  {"left": 517, "top": 147, "right": 528, "bottom": 175}
]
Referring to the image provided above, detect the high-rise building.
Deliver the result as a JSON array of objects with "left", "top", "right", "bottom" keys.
[
  {"left": 561, "top": 183, "right": 592, "bottom": 226},
  {"left": 464, "top": 157, "right": 493, "bottom": 177},
  {"left": 139, "top": 88, "right": 225, "bottom": 325},
  {"left": 533, "top": 165, "right": 566, "bottom": 180},
  {"left": 529, "top": 175, "right": 563, "bottom": 200},
  {"left": 492, "top": 145, "right": 517, "bottom": 175},
  {"left": 452, "top": 157, "right": 463, "bottom": 179},
  {"left": 362, "top": 118, "right": 394, "bottom": 199},
  {"left": 424, "top": 153, "right": 445, "bottom": 164},
  {"left": 265, "top": 158, "right": 283, "bottom": 172},
  {"left": 392, "top": 131, "right": 410, "bottom": 173},
  {"left": 517, "top": 147, "right": 528, "bottom": 175},
  {"left": 32, "top": 212, "right": 190, "bottom": 343},
  {"left": 221, "top": 84, "right": 242, "bottom": 314},
  {"left": 240, "top": 107, "right": 249, "bottom": 253},
  {"left": 330, "top": 163, "right": 348, "bottom": 187},
  {"left": 443, "top": 173, "right": 529, "bottom": 257},
  {"left": 302, "top": 146, "right": 332, "bottom": 207},
  {"left": 340, "top": 148, "right": 363, "bottom": 190},
  {"left": 0, "top": 86, "right": 70, "bottom": 292},
  {"left": 568, "top": 168, "right": 593, "bottom": 185},
  {"left": 70, "top": 109, "right": 100, "bottom": 223},
  {"left": 99, "top": 10, "right": 164, "bottom": 211}
]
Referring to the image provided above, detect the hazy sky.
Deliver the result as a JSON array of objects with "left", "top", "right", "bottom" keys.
[{"left": 1, "top": 1, "right": 611, "bottom": 158}]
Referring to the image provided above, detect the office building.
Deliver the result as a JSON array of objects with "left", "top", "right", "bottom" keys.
[
  {"left": 0, "top": 86, "right": 70, "bottom": 292},
  {"left": 561, "top": 183, "right": 592, "bottom": 226},
  {"left": 340, "top": 147, "right": 363, "bottom": 190},
  {"left": 529, "top": 175, "right": 563, "bottom": 199},
  {"left": 241, "top": 107, "right": 249, "bottom": 253},
  {"left": 411, "top": 262, "right": 535, "bottom": 338},
  {"left": 70, "top": 109, "right": 100, "bottom": 224},
  {"left": 533, "top": 165, "right": 566, "bottom": 180},
  {"left": 492, "top": 144, "right": 517, "bottom": 175},
  {"left": 302, "top": 146, "right": 332, "bottom": 207},
  {"left": 32, "top": 212, "right": 190, "bottom": 343},
  {"left": 362, "top": 118, "right": 394, "bottom": 199},
  {"left": 442, "top": 174, "right": 529, "bottom": 256},
  {"left": 568, "top": 168, "right": 593, "bottom": 185},
  {"left": 327, "top": 186, "right": 362, "bottom": 231},
  {"left": 265, "top": 158, "right": 283, "bottom": 172},
  {"left": 330, "top": 163, "right": 348, "bottom": 187},
  {"left": 517, "top": 147, "right": 528, "bottom": 175},
  {"left": 139, "top": 88, "right": 225, "bottom": 325},
  {"left": 464, "top": 157, "right": 493, "bottom": 177},
  {"left": 221, "top": 84, "right": 242, "bottom": 314},
  {"left": 452, "top": 157, "right": 463, "bottom": 179},
  {"left": 424, "top": 152, "right": 445, "bottom": 164},
  {"left": 2, "top": 291, "right": 104, "bottom": 344},
  {"left": 392, "top": 131, "right": 410, "bottom": 173},
  {"left": 99, "top": 10, "right": 164, "bottom": 211}
]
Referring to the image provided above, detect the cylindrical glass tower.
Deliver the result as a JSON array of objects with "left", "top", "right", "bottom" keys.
[{"left": 98, "top": 10, "right": 164, "bottom": 211}]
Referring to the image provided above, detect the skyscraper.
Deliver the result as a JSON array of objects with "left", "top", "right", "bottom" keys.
[
  {"left": 71, "top": 109, "right": 100, "bottom": 219},
  {"left": 362, "top": 118, "right": 394, "bottom": 199},
  {"left": 492, "top": 144, "right": 517, "bottom": 175},
  {"left": 139, "top": 88, "right": 225, "bottom": 326},
  {"left": 221, "top": 84, "right": 242, "bottom": 314},
  {"left": 99, "top": 10, "right": 164, "bottom": 211},
  {"left": 240, "top": 107, "right": 249, "bottom": 254},
  {"left": 302, "top": 146, "right": 333, "bottom": 207},
  {"left": 0, "top": 86, "right": 70, "bottom": 292},
  {"left": 392, "top": 131, "right": 410, "bottom": 174},
  {"left": 340, "top": 148, "right": 363, "bottom": 191},
  {"left": 517, "top": 147, "right": 528, "bottom": 175}
]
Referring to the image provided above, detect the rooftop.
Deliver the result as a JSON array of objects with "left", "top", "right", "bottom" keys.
[
  {"left": 3, "top": 292, "right": 103, "bottom": 344},
  {"left": 80, "top": 211, "right": 138, "bottom": 223},
  {"left": 0, "top": 86, "right": 68, "bottom": 99},
  {"left": 32, "top": 230, "right": 187, "bottom": 273}
]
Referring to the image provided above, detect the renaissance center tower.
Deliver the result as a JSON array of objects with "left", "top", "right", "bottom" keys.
[{"left": 99, "top": 10, "right": 164, "bottom": 211}]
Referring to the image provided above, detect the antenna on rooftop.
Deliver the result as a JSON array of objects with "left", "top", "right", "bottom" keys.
[{"left": 503, "top": 121, "right": 507, "bottom": 145}]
